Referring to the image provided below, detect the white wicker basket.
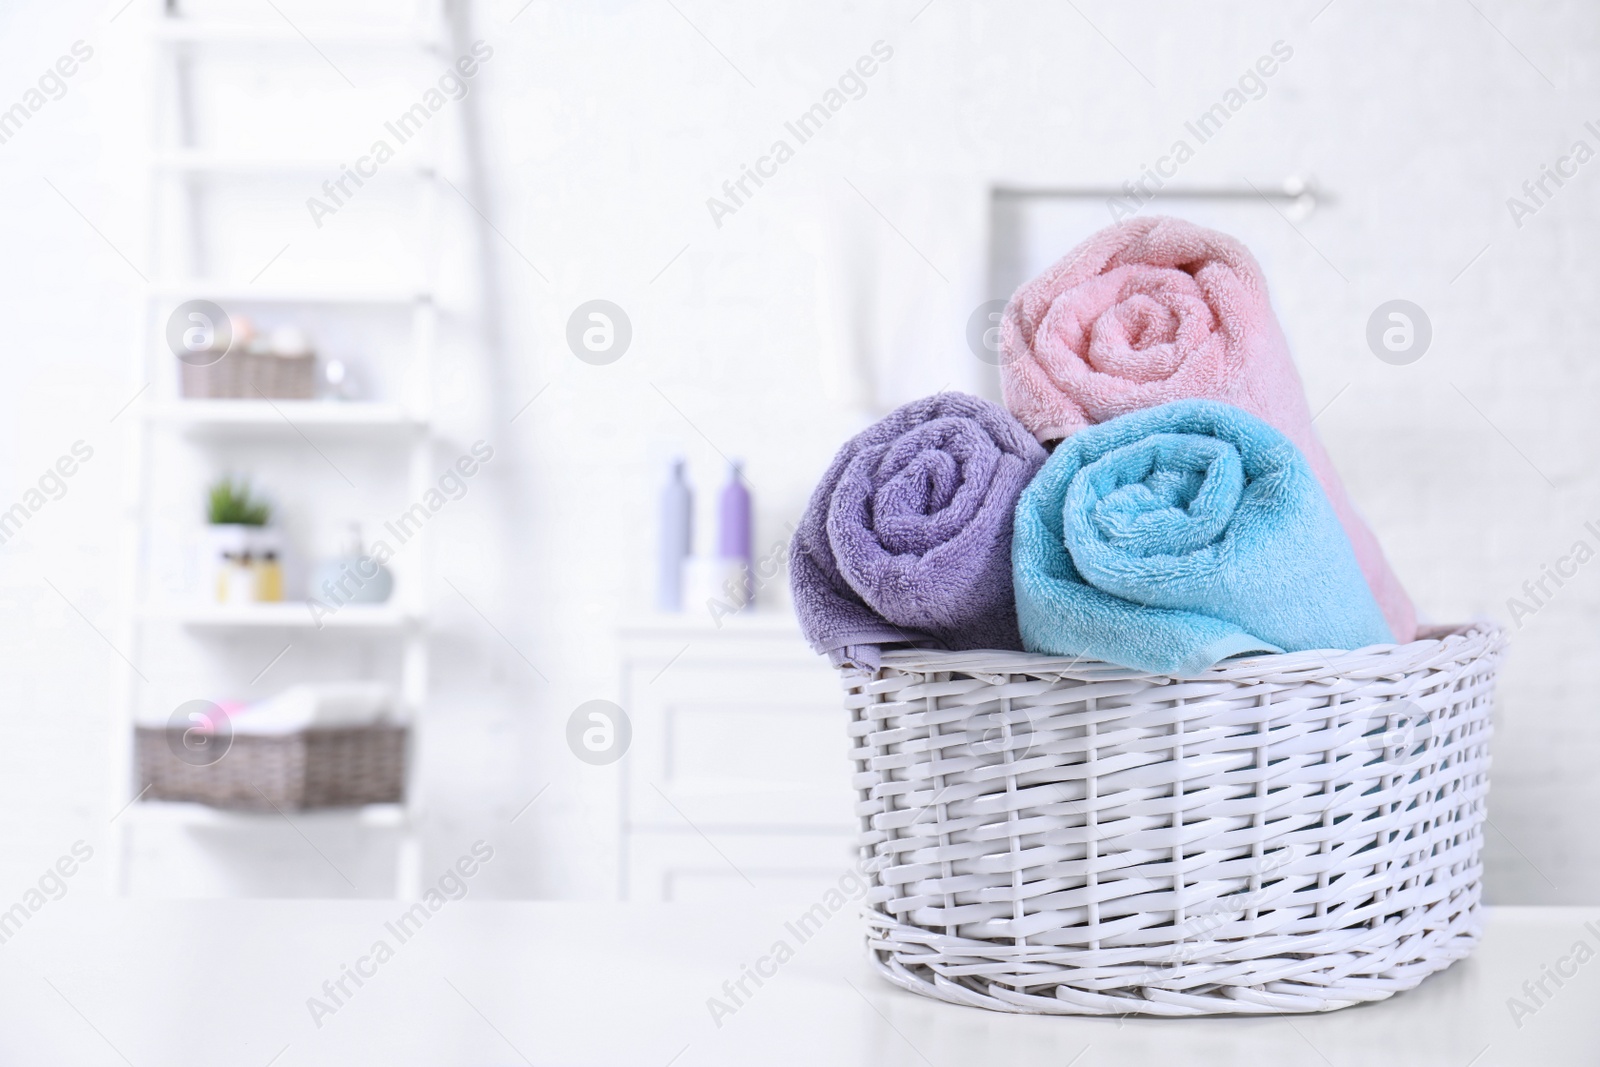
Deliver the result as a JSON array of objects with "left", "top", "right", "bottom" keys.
[{"left": 841, "top": 622, "right": 1504, "bottom": 1016}]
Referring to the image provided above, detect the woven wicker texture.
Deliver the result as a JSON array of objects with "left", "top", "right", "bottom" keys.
[
  {"left": 179, "top": 352, "right": 315, "bottom": 399},
  {"left": 135, "top": 725, "right": 407, "bottom": 810},
  {"left": 842, "top": 623, "right": 1503, "bottom": 1015}
]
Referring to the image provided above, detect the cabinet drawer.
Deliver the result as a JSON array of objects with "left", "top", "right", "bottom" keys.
[
  {"left": 625, "top": 829, "right": 859, "bottom": 903},
  {"left": 623, "top": 656, "right": 854, "bottom": 830}
]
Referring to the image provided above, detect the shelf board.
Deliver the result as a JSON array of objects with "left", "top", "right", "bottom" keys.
[
  {"left": 152, "top": 22, "right": 434, "bottom": 47},
  {"left": 148, "top": 400, "right": 427, "bottom": 433},
  {"left": 152, "top": 151, "right": 435, "bottom": 176},
  {"left": 143, "top": 602, "right": 417, "bottom": 631},
  {"left": 149, "top": 279, "right": 430, "bottom": 305},
  {"left": 123, "top": 799, "right": 408, "bottom": 828}
]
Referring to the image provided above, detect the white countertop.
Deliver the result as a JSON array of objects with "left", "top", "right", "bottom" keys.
[{"left": 0, "top": 901, "right": 1594, "bottom": 1065}]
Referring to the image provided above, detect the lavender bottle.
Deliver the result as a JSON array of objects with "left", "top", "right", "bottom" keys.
[
  {"left": 657, "top": 458, "right": 692, "bottom": 612},
  {"left": 718, "top": 461, "right": 753, "bottom": 609}
]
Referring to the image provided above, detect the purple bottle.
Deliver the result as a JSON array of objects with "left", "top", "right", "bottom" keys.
[{"left": 717, "top": 461, "right": 753, "bottom": 609}]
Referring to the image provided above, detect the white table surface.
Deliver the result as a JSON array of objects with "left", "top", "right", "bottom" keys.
[{"left": 0, "top": 901, "right": 1594, "bottom": 1066}]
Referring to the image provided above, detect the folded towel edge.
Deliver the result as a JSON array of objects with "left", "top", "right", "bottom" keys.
[{"left": 1171, "top": 631, "right": 1284, "bottom": 678}]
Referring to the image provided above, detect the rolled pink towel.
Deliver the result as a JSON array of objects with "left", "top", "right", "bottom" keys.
[{"left": 999, "top": 216, "right": 1416, "bottom": 642}]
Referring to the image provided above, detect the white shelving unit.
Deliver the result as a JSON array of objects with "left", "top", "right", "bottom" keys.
[{"left": 107, "top": 1, "right": 451, "bottom": 898}]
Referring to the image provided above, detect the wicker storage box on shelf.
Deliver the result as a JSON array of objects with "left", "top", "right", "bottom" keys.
[
  {"left": 178, "top": 351, "right": 315, "bottom": 399},
  {"left": 841, "top": 622, "right": 1504, "bottom": 1016},
  {"left": 135, "top": 724, "right": 407, "bottom": 811}
]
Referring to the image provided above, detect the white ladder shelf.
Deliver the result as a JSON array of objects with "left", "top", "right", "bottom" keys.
[{"left": 108, "top": 0, "right": 453, "bottom": 899}]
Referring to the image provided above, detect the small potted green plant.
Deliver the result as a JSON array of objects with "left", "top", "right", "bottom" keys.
[{"left": 206, "top": 477, "right": 281, "bottom": 604}]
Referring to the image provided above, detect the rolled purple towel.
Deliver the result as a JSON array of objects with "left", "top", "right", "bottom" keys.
[{"left": 791, "top": 392, "right": 1048, "bottom": 668}]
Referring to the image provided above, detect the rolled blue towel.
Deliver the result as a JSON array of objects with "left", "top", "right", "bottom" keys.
[{"left": 1013, "top": 399, "right": 1394, "bottom": 675}]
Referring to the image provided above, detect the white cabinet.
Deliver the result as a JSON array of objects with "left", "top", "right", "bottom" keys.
[
  {"left": 625, "top": 832, "right": 861, "bottom": 906},
  {"left": 618, "top": 616, "right": 857, "bottom": 902}
]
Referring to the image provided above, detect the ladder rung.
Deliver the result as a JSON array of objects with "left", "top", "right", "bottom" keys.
[
  {"left": 149, "top": 279, "right": 431, "bottom": 304},
  {"left": 152, "top": 22, "right": 435, "bottom": 47},
  {"left": 151, "top": 151, "right": 437, "bottom": 176}
]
